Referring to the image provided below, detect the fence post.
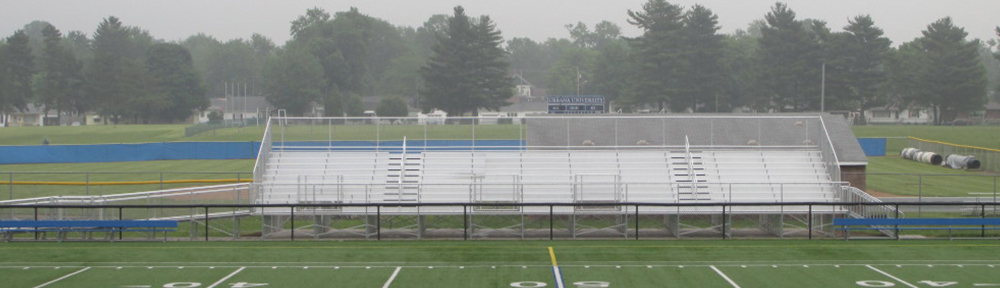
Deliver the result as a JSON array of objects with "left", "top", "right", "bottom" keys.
[
  {"left": 290, "top": 206, "right": 295, "bottom": 241},
  {"left": 8, "top": 172, "right": 12, "bottom": 200},
  {"left": 85, "top": 173, "right": 90, "bottom": 196},
  {"left": 917, "top": 176, "right": 923, "bottom": 217},
  {"left": 376, "top": 206, "right": 381, "bottom": 241},
  {"left": 721, "top": 205, "right": 727, "bottom": 240},
  {"left": 549, "top": 205, "right": 554, "bottom": 240},
  {"left": 808, "top": 205, "right": 813, "bottom": 240},
  {"left": 160, "top": 173, "right": 164, "bottom": 190},
  {"left": 982, "top": 204, "right": 987, "bottom": 238},
  {"left": 463, "top": 205, "right": 468, "bottom": 241},
  {"left": 634, "top": 205, "right": 639, "bottom": 240},
  {"left": 895, "top": 204, "right": 900, "bottom": 241},
  {"left": 119, "top": 207, "right": 124, "bottom": 240},
  {"left": 205, "top": 207, "right": 210, "bottom": 242}
]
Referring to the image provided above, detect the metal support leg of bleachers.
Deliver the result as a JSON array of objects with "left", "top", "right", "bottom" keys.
[
  {"left": 664, "top": 214, "right": 680, "bottom": 238},
  {"left": 365, "top": 215, "right": 378, "bottom": 239},
  {"left": 712, "top": 214, "right": 732, "bottom": 238},
  {"left": 417, "top": 215, "right": 426, "bottom": 240},
  {"left": 761, "top": 214, "right": 784, "bottom": 238},
  {"left": 313, "top": 215, "right": 330, "bottom": 239}
]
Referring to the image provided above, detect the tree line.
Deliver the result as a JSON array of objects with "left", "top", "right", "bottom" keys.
[{"left": 0, "top": 1, "right": 998, "bottom": 125}]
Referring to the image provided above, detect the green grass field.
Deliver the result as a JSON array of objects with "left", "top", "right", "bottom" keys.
[
  {"left": 0, "top": 160, "right": 253, "bottom": 199},
  {"left": 1, "top": 240, "right": 998, "bottom": 288},
  {"left": 852, "top": 125, "right": 1000, "bottom": 154}
]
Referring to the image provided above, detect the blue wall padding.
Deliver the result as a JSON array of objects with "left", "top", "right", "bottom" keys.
[
  {"left": 0, "top": 142, "right": 261, "bottom": 164},
  {"left": 857, "top": 138, "right": 886, "bottom": 157},
  {"left": 0, "top": 140, "right": 526, "bottom": 164}
]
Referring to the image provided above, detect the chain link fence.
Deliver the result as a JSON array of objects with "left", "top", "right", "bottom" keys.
[{"left": 908, "top": 136, "right": 1000, "bottom": 172}]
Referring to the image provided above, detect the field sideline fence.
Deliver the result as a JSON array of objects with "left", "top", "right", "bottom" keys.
[
  {"left": 908, "top": 136, "right": 1000, "bottom": 172},
  {"left": 1, "top": 201, "right": 998, "bottom": 242}
]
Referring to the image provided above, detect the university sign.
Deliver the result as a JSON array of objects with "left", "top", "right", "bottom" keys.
[{"left": 547, "top": 96, "right": 605, "bottom": 114}]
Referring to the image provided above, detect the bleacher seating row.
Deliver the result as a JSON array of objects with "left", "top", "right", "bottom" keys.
[{"left": 257, "top": 148, "right": 836, "bottom": 206}]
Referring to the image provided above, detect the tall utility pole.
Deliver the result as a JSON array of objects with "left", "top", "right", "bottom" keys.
[
  {"left": 821, "top": 63, "right": 826, "bottom": 113},
  {"left": 575, "top": 67, "right": 582, "bottom": 96}
]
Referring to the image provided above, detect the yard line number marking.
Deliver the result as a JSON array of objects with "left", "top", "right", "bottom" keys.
[
  {"left": 33, "top": 267, "right": 91, "bottom": 288},
  {"left": 382, "top": 267, "right": 402, "bottom": 288},
  {"left": 710, "top": 266, "right": 742, "bottom": 288}
]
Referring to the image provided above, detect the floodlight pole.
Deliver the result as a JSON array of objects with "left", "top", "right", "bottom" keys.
[{"left": 821, "top": 63, "right": 826, "bottom": 113}]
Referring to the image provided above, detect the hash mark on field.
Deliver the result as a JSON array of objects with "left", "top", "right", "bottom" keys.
[{"left": 866, "top": 265, "right": 917, "bottom": 288}]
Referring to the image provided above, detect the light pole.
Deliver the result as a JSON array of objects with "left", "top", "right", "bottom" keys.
[{"left": 821, "top": 63, "right": 826, "bottom": 113}]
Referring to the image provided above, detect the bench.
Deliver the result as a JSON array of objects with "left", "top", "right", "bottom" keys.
[
  {"left": 834, "top": 218, "right": 1000, "bottom": 240},
  {"left": 0, "top": 220, "right": 178, "bottom": 242}
]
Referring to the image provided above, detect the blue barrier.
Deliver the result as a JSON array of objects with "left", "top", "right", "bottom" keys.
[
  {"left": 857, "top": 138, "right": 886, "bottom": 157},
  {"left": 0, "top": 142, "right": 261, "bottom": 164},
  {"left": 0, "top": 140, "right": 527, "bottom": 164}
]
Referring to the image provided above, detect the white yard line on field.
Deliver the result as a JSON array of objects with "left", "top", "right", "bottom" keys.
[
  {"left": 32, "top": 267, "right": 91, "bottom": 288},
  {"left": 382, "top": 266, "right": 402, "bottom": 288},
  {"left": 710, "top": 265, "right": 742, "bottom": 288},
  {"left": 865, "top": 265, "right": 918, "bottom": 288},
  {"left": 207, "top": 266, "right": 245, "bottom": 288}
]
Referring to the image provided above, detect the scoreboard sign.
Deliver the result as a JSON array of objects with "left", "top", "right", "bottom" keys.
[{"left": 547, "top": 95, "right": 605, "bottom": 114}]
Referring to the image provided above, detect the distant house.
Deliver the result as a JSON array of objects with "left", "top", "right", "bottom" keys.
[
  {"left": 863, "top": 106, "right": 932, "bottom": 124},
  {"left": 0, "top": 104, "right": 62, "bottom": 127},
  {"left": 199, "top": 96, "right": 273, "bottom": 124}
]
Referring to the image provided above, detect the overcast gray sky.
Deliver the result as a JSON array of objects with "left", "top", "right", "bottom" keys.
[{"left": 2, "top": 0, "right": 998, "bottom": 46}]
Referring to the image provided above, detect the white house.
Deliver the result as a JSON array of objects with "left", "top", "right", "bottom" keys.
[{"left": 864, "top": 107, "right": 933, "bottom": 124}]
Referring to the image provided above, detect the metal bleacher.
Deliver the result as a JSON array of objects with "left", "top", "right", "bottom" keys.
[
  {"left": 258, "top": 148, "right": 838, "bottom": 213},
  {"left": 251, "top": 115, "right": 876, "bottom": 217}
]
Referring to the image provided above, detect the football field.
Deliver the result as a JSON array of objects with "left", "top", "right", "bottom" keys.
[{"left": 3, "top": 240, "right": 999, "bottom": 288}]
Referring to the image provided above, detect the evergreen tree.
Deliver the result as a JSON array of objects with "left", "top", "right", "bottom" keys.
[
  {"left": 419, "top": 6, "right": 512, "bottom": 116},
  {"left": 1, "top": 30, "right": 34, "bottom": 126},
  {"left": 262, "top": 48, "right": 325, "bottom": 116},
  {"left": 38, "top": 24, "right": 85, "bottom": 123},
  {"left": 720, "top": 28, "right": 765, "bottom": 112},
  {"left": 758, "top": 3, "right": 821, "bottom": 111},
  {"left": 88, "top": 16, "right": 146, "bottom": 124},
  {"left": 626, "top": 0, "right": 685, "bottom": 111},
  {"left": 677, "top": 4, "right": 724, "bottom": 112},
  {"left": 842, "top": 15, "right": 891, "bottom": 122},
  {"left": 908, "top": 18, "right": 987, "bottom": 124}
]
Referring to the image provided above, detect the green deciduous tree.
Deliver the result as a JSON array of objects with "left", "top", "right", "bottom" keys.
[
  {"left": 419, "top": 6, "right": 513, "bottom": 116},
  {"left": 262, "top": 48, "right": 325, "bottom": 116},
  {"left": 1, "top": 30, "right": 35, "bottom": 125},
  {"left": 145, "top": 43, "right": 208, "bottom": 123},
  {"left": 720, "top": 28, "right": 765, "bottom": 112},
  {"left": 376, "top": 96, "right": 409, "bottom": 117},
  {"left": 590, "top": 39, "right": 634, "bottom": 111}
]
